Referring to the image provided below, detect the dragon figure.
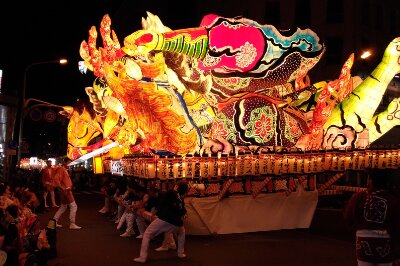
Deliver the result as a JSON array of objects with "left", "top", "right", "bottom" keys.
[
  {"left": 66, "top": 12, "right": 400, "bottom": 161},
  {"left": 123, "top": 13, "right": 400, "bottom": 152}
]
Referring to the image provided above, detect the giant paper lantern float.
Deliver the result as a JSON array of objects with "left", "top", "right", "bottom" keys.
[{"left": 61, "top": 12, "right": 400, "bottom": 197}]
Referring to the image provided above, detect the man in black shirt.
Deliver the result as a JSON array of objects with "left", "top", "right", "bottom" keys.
[{"left": 134, "top": 181, "right": 188, "bottom": 263}]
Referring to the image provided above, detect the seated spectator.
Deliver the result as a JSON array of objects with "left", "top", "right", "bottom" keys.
[
  {"left": 14, "top": 187, "right": 40, "bottom": 214},
  {"left": 0, "top": 184, "right": 16, "bottom": 211},
  {"left": 1, "top": 204, "right": 23, "bottom": 266}
]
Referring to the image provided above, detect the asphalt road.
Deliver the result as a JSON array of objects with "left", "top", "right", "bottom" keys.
[{"left": 36, "top": 191, "right": 357, "bottom": 266}]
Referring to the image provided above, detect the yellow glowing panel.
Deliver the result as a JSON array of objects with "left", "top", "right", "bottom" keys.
[{"left": 93, "top": 156, "right": 104, "bottom": 174}]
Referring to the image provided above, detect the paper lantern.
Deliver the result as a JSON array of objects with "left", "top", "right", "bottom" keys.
[
  {"left": 287, "top": 154, "right": 296, "bottom": 173},
  {"left": 244, "top": 152, "right": 253, "bottom": 176},
  {"left": 310, "top": 154, "right": 318, "bottom": 173},
  {"left": 166, "top": 156, "right": 174, "bottom": 179},
  {"left": 218, "top": 154, "right": 228, "bottom": 178},
  {"left": 253, "top": 156, "right": 260, "bottom": 176},
  {"left": 281, "top": 154, "right": 289, "bottom": 174},
  {"left": 193, "top": 156, "right": 201, "bottom": 178},
  {"left": 388, "top": 149, "right": 398, "bottom": 168},
  {"left": 227, "top": 155, "right": 236, "bottom": 177},
  {"left": 303, "top": 153, "right": 311, "bottom": 173},
  {"left": 259, "top": 153, "right": 267, "bottom": 175},
  {"left": 157, "top": 158, "right": 168, "bottom": 180},
  {"left": 323, "top": 152, "right": 332, "bottom": 171},
  {"left": 200, "top": 153, "right": 210, "bottom": 178},
  {"left": 184, "top": 155, "right": 194, "bottom": 179},
  {"left": 296, "top": 153, "right": 304, "bottom": 173},
  {"left": 173, "top": 157, "right": 183, "bottom": 178},
  {"left": 236, "top": 154, "right": 245, "bottom": 176},
  {"left": 146, "top": 158, "right": 156, "bottom": 178},
  {"left": 209, "top": 155, "right": 219, "bottom": 179},
  {"left": 395, "top": 149, "right": 400, "bottom": 168},
  {"left": 344, "top": 152, "right": 352, "bottom": 170},
  {"left": 377, "top": 150, "right": 386, "bottom": 168},
  {"left": 316, "top": 154, "right": 324, "bottom": 172}
]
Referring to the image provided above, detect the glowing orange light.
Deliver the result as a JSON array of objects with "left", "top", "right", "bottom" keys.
[{"left": 360, "top": 51, "right": 372, "bottom": 59}]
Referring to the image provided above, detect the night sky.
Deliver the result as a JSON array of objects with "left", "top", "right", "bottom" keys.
[
  {"left": 0, "top": 0, "right": 202, "bottom": 157},
  {"left": 2, "top": 1, "right": 399, "bottom": 107},
  {"left": 0, "top": 0, "right": 199, "bottom": 106}
]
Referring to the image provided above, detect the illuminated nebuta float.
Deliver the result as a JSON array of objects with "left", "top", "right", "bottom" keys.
[{"left": 62, "top": 12, "right": 400, "bottom": 234}]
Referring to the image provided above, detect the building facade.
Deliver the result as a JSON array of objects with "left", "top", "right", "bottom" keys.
[{"left": 0, "top": 95, "right": 18, "bottom": 181}]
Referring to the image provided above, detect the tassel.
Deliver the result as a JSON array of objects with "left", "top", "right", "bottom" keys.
[
  {"left": 252, "top": 177, "right": 272, "bottom": 198},
  {"left": 218, "top": 179, "right": 234, "bottom": 201},
  {"left": 317, "top": 173, "right": 344, "bottom": 193}
]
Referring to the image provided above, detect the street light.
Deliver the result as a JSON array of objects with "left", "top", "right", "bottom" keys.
[
  {"left": 360, "top": 50, "right": 372, "bottom": 59},
  {"left": 17, "top": 59, "right": 68, "bottom": 166},
  {"left": 354, "top": 49, "right": 374, "bottom": 79}
]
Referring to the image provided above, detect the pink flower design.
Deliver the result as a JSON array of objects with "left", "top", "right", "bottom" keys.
[
  {"left": 254, "top": 113, "right": 272, "bottom": 139},
  {"left": 288, "top": 119, "right": 301, "bottom": 136},
  {"left": 212, "top": 122, "right": 228, "bottom": 138}
]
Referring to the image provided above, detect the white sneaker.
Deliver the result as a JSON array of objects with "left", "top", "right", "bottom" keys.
[
  {"left": 120, "top": 231, "right": 133, "bottom": 237},
  {"left": 56, "top": 223, "right": 62, "bottom": 228},
  {"left": 136, "top": 234, "right": 143, "bottom": 239},
  {"left": 69, "top": 223, "right": 82, "bottom": 230},
  {"left": 178, "top": 253, "right": 187, "bottom": 259},
  {"left": 155, "top": 246, "right": 168, "bottom": 252},
  {"left": 133, "top": 257, "right": 146, "bottom": 263}
]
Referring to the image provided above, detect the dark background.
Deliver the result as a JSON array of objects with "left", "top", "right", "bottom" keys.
[
  {"left": 0, "top": 0, "right": 201, "bottom": 158},
  {"left": 0, "top": 0, "right": 200, "bottom": 106},
  {"left": 2, "top": 0, "right": 399, "bottom": 107}
]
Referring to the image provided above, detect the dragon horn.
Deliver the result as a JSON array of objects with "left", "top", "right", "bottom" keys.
[{"left": 59, "top": 106, "right": 74, "bottom": 118}]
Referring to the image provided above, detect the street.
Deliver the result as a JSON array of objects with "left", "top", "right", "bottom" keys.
[{"left": 37, "top": 191, "right": 356, "bottom": 266}]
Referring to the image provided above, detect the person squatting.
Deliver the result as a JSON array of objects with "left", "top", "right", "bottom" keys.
[{"left": 98, "top": 177, "right": 189, "bottom": 264}]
